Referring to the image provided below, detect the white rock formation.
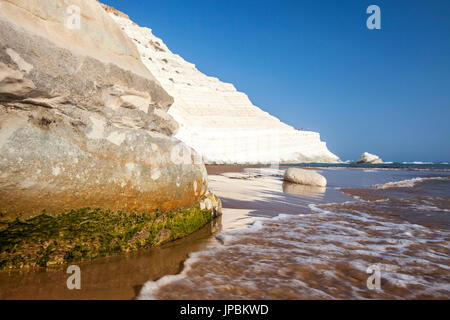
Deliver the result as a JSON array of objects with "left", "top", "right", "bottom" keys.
[
  {"left": 105, "top": 6, "right": 340, "bottom": 164},
  {"left": 283, "top": 168, "right": 327, "bottom": 187},
  {"left": 357, "top": 152, "right": 383, "bottom": 164}
]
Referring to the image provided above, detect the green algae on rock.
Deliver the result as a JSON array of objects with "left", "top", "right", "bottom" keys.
[{"left": 0, "top": 206, "right": 218, "bottom": 270}]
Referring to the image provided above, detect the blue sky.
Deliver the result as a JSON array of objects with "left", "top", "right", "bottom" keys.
[{"left": 103, "top": 0, "right": 450, "bottom": 162}]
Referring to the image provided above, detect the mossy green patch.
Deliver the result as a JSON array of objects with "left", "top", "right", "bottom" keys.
[{"left": 0, "top": 206, "right": 213, "bottom": 270}]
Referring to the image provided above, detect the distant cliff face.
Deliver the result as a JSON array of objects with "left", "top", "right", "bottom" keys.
[
  {"left": 105, "top": 6, "right": 341, "bottom": 164},
  {"left": 0, "top": 0, "right": 208, "bottom": 217}
]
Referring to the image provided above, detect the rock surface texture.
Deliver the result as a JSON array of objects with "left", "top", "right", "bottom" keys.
[
  {"left": 199, "top": 191, "right": 222, "bottom": 218},
  {"left": 0, "top": 0, "right": 208, "bottom": 218},
  {"left": 357, "top": 152, "right": 383, "bottom": 164},
  {"left": 283, "top": 168, "right": 327, "bottom": 187},
  {"left": 105, "top": 7, "right": 341, "bottom": 164}
]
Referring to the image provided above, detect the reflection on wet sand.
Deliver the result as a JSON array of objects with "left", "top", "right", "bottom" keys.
[{"left": 0, "top": 218, "right": 221, "bottom": 300}]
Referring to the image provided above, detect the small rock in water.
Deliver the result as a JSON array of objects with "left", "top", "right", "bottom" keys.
[
  {"left": 283, "top": 168, "right": 327, "bottom": 187},
  {"left": 357, "top": 152, "right": 383, "bottom": 164}
]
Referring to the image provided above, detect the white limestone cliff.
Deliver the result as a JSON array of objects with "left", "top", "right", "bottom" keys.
[{"left": 105, "top": 6, "right": 340, "bottom": 164}]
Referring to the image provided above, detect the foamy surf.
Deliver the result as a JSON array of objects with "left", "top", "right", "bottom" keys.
[
  {"left": 373, "top": 176, "right": 448, "bottom": 189},
  {"left": 137, "top": 252, "right": 204, "bottom": 300}
]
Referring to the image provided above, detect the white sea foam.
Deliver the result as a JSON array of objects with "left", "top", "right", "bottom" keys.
[
  {"left": 373, "top": 176, "right": 448, "bottom": 189},
  {"left": 402, "top": 161, "right": 434, "bottom": 165}
]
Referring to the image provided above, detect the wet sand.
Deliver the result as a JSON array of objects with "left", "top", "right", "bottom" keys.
[
  {"left": 0, "top": 219, "right": 221, "bottom": 300},
  {"left": 139, "top": 167, "right": 450, "bottom": 300}
]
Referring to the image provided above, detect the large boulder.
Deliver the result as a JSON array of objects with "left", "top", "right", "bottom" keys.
[
  {"left": 283, "top": 168, "right": 327, "bottom": 187},
  {"left": 104, "top": 5, "right": 341, "bottom": 165},
  {"left": 0, "top": 0, "right": 208, "bottom": 218},
  {"left": 199, "top": 191, "right": 222, "bottom": 218},
  {"left": 357, "top": 152, "right": 383, "bottom": 164}
]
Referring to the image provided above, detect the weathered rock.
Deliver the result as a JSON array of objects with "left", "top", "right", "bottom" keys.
[
  {"left": 357, "top": 152, "right": 383, "bottom": 164},
  {"left": 283, "top": 168, "right": 327, "bottom": 187},
  {"left": 199, "top": 191, "right": 222, "bottom": 218},
  {"left": 105, "top": 6, "right": 341, "bottom": 164},
  {"left": 0, "top": 0, "right": 208, "bottom": 218}
]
